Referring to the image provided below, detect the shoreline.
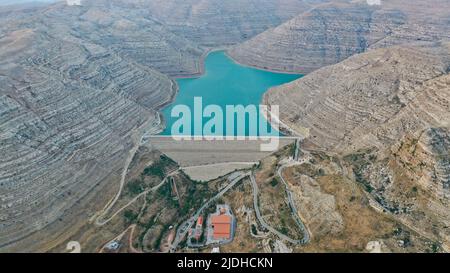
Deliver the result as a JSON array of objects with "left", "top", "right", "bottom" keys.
[
  {"left": 158, "top": 47, "right": 304, "bottom": 137},
  {"left": 224, "top": 50, "right": 305, "bottom": 76},
  {"left": 171, "top": 46, "right": 231, "bottom": 79},
  {"left": 157, "top": 46, "right": 232, "bottom": 133}
]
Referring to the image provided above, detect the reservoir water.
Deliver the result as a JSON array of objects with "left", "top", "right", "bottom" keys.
[{"left": 160, "top": 51, "right": 302, "bottom": 136}]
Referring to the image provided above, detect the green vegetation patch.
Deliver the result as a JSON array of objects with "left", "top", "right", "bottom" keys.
[
  {"left": 124, "top": 210, "right": 139, "bottom": 225},
  {"left": 143, "top": 155, "right": 177, "bottom": 179},
  {"left": 126, "top": 179, "right": 146, "bottom": 195},
  {"left": 343, "top": 149, "right": 378, "bottom": 193}
]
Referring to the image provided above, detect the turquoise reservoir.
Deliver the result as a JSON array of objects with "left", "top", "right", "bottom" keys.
[{"left": 160, "top": 51, "right": 302, "bottom": 136}]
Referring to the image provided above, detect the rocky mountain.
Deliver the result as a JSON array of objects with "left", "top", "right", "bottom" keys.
[
  {"left": 265, "top": 43, "right": 450, "bottom": 152},
  {"left": 0, "top": 0, "right": 336, "bottom": 251},
  {"left": 229, "top": 0, "right": 450, "bottom": 74},
  {"left": 1, "top": 0, "right": 337, "bottom": 77},
  {"left": 341, "top": 126, "right": 450, "bottom": 248},
  {"left": 1, "top": 0, "right": 449, "bottom": 252},
  {"left": 0, "top": 1, "right": 205, "bottom": 77},
  {"left": 264, "top": 43, "right": 450, "bottom": 247},
  {"left": 0, "top": 25, "right": 176, "bottom": 249},
  {"left": 142, "top": 0, "right": 335, "bottom": 47},
  {"left": 0, "top": 0, "right": 56, "bottom": 6}
]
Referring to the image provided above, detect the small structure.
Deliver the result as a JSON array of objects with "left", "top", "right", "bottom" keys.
[
  {"left": 206, "top": 205, "right": 235, "bottom": 245},
  {"left": 193, "top": 216, "right": 203, "bottom": 240},
  {"left": 186, "top": 215, "right": 205, "bottom": 248},
  {"left": 211, "top": 247, "right": 220, "bottom": 253},
  {"left": 105, "top": 241, "right": 120, "bottom": 250},
  {"left": 211, "top": 213, "right": 231, "bottom": 240}
]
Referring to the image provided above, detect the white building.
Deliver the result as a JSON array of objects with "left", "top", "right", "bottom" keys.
[
  {"left": 67, "top": 0, "right": 82, "bottom": 6},
  {"left": 105, "top": 241, "right": 120, "bottom": 250},
  {"left": 211, "top": 247, "right": 220, "bottom": 253}
]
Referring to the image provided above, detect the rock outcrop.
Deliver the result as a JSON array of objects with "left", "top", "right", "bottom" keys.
[
  {"left": 1, "top": 0, "right": 449, "bottom": 252},
  {"left": 265, "top": 42, "right": 450, "bottom": 246},
  {"left": 0, "top": 0, "right": 338, "bottom": 251},
  {"left": 392, "top": 128, "right": 450, "bottom": 200},
  {"left": 0, "top": 27, "right": 174, "bottom": 249},
  {"left": 264, "top": 43, "right": 450, "bottom": 153},
  {"left": 290, "top": 175, "right": 344, "bottom": 237},
  {"left": 0, "top": 1, "right": 205, "bottom": 77},
  {"left": 142, "top": 0, "right": 334, "bottom": 47},
  {"left": 229, "top": 0, "right": 450, "bottom": 74}
]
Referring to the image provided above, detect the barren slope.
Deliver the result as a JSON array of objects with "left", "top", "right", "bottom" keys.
[
  {"left": 0, "top": 1, "right": 205, "bottom": 77},
  {"left": 265, "top": 43, "right": 450, "bottom": 152},
  {"left": 142, "top": 0, "right": 336, "bottom": 47},
  {"left": 229, "top": 0, "right": 450, "bottom": 74},
  {"left": 0, "top": 0, "right": 333, "bottom": 251},
  {"left": 0, "top": 27, "right": 174, "bottom": 250},
  {"left": 264, "top": 43, "right": 450, "bottom": 247}
]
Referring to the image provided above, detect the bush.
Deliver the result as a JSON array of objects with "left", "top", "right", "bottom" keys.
[
  {"left": 270, "top": 178, "right": 279, "bottom": 187},
  {"left": 124, "top": 210, "right": 138, "bottom": 224}
]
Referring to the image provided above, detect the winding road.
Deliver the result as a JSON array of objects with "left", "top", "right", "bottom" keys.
[
  {"left": 170, "top": 171, "right": 249, "bottom": 252},
  {"left": 249, "top": 172, "right": 309, "bottom": 245},
  {"left": 247, "top": 138, "right": 310, "bottom": 245},
  {"left": 92, "top": 116, "right": 162, "bottom": 226}
]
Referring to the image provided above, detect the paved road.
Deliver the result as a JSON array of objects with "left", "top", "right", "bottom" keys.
[
  {"left": 169, "top": 145, "right": 312, "bottom": 250},
  {"left": 276, "top": 164, "right": 310, "bottom": 244},
  {"left": 249, "top": 173, "right": 309, "bottom": 245},
  {"left": 95, "top": 169, "right": 178, "bottom": 226}
]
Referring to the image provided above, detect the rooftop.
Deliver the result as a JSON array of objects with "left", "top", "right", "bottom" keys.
[{"left": 211, "top": 214, "right": 232, "bottom": 240}]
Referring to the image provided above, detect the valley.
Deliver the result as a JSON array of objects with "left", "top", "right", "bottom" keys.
[{"left": 0, "top": 0, "right": 449, "bottom": 253}]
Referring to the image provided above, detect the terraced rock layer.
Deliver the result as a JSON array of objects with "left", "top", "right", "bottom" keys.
[
  {"left": 341, "top": 127, "right": 450, "bottom": 247},
  {"left": 229, "top": 0, "right": 450, "bottom": 74},
  {"left": 0, "top": 1, "right": 205, "bottom": 77},
  {"left": 264, "top": 43, "right": 450, "bottom": 246},
  {"left": 0, "top": 0, "right": 336, "bottom": 251},
  {"left": 141, "top": 0, "right": 335, "bottom": 47},
  {"left": 1, "top": 0, "right": 449, "bottom": 252},
  {"left": 0, "top": 28, "right": 174, "bottom": 249},
  {"left": 265, "top": 43, "right": 450, "bottom": 152}
]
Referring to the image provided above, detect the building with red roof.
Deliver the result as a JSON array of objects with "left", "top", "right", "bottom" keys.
[
  {"left": 206, "top": 204, "right": 235, "bottom": 244},
  {"left": 211, "top": 214, "right": 232, "bottom": 240}
]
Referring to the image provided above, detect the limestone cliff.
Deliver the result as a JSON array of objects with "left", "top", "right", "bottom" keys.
[{"left": 142, "top": 0, "right": 334, "bottom": 47}]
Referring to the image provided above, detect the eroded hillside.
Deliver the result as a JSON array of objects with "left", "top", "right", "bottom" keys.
[
  {"left": 0, "top": 0, "right": 449, "bottom": 252},
  {"left": 142, "top": 0, "right": 335, "bottom": 47},
  {"left": 0, "top": 0, "right": 333, "bottom": 252},
  {"left": 264, "top": 43, "right": 450, "bottom": 152},
  {"left": 229, "top": 0, "right": 450, "bottom": 74},
  {"left": 0, "top": 25, "right": 175, "bottom": 250},
  {"left": 264, "top": 43, "right": 450, "bottom": 249}
]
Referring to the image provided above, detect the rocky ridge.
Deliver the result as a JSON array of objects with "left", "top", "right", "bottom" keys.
[
  {"left": 142, "top": 0, "right": 335, "bottom": 47},
  {"left": 265, "top": 43, "right": 450, "bottom": 153},
  {"left": 0, "top": 27, "right": 174, "bottom": 248},
  {"left": 229, "top": 0, "right": 450, "bottom": 74},
  {"left": 264, "top": 43, "right": 450, "bottom": 246},
  {"left": 0, "top": 0, "right": 336, "bottom": 251}
]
